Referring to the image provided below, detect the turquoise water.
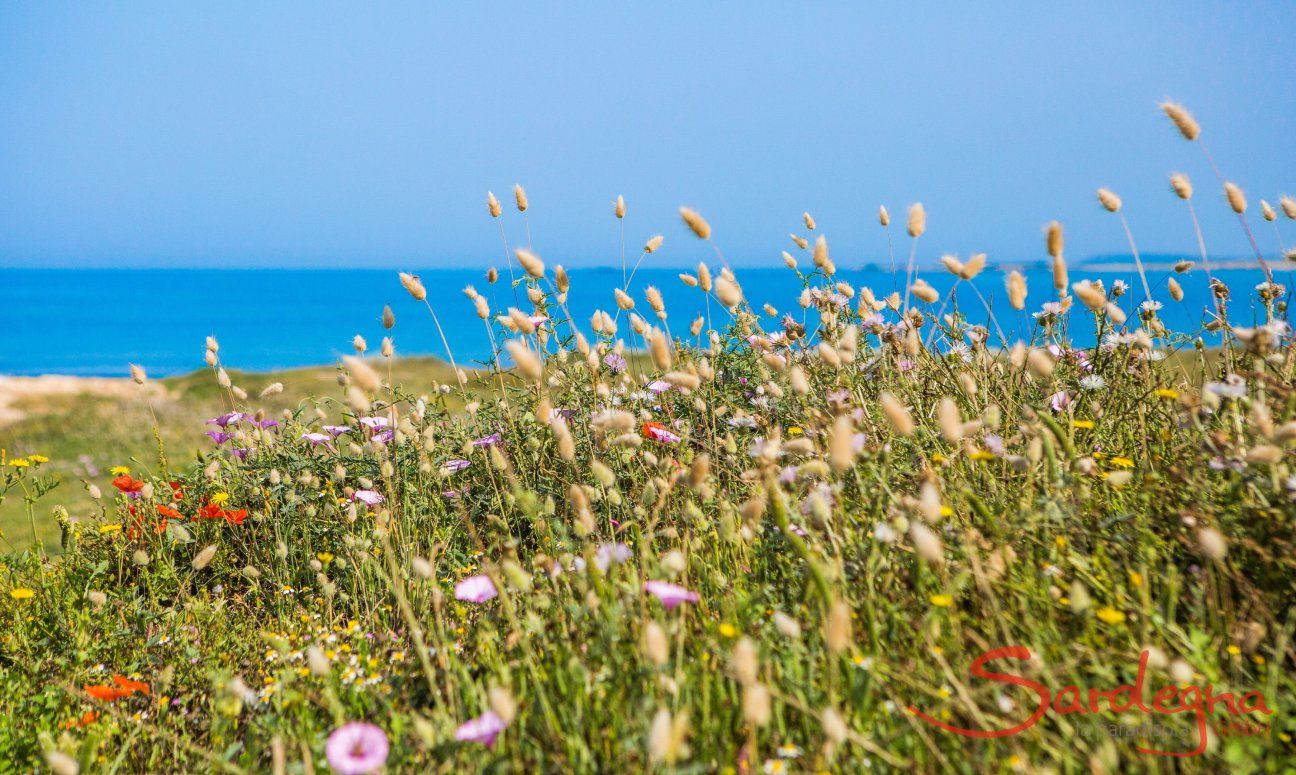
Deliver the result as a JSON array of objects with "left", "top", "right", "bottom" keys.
[{"left": 1, "top": 266, "right": 1286, "bottom": 376}]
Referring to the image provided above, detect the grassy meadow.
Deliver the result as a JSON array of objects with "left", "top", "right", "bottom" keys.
[{"left": 3, "top": 102, "right": 1296, "bottom": 773}]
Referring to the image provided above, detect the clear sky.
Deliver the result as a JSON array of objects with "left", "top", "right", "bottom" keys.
[{"left": 1, "top": 2, "right": 1293, "bottom": 268}]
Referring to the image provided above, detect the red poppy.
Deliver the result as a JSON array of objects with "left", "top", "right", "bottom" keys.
[
  {"left": 168, "top": 481, "right": 184, "bottom": 500},
  {"left": 112, "top": 675, "right": 150, "bottom": 695},
  {"left": 197, "top": 503, "right": 247, "bottom": 525},
  {"left": 61, "top": 711, "right": 99, "bottom": 729},
  {"left": 157, "top": 504, "right": 182, "bottom": 519},
  {"left": 223, "top": 508, "right": 248, "bottom": 526},
  {"left": 111, "top": 474, "right": 145, "bottom": 493},
  {"left": 84, "top": 684, "right": 131, "bottom": 701}
]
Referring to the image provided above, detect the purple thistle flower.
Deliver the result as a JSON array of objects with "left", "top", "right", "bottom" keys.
[
  {"left": 455, "top": 574, "right": 497, "bottom": 603},
  {"left": 644, "top": 580, "right": 699, "bottom": 609},
  {"left": 324, "top": 722, "right": 388, "bottom": 775},
  {"left": 455, "top": 710, "right": 507, "bottom": 747},
  {"left": 351, "top": 490, "right": 384, "bottom": 507},
  {"left": 603, "top": 352, "right": 627, "bottom": 373}
]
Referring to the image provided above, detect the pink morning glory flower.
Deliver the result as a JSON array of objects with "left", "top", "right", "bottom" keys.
[
  {"left": 302, "top": 432, "right": 334, "bottom": 447},
  {"left": 455, "top": 574, "right": 497, "bottom": 603},
  {"left": 646, "top": 380, "right": 672, "bottom": 394},
  {"left": 644, "top": 580, "right": 699, "bottom": 609},
  {"left": 472, "top": 432, "right": 503, "bottom": 448},
  {"left": 207, "top": 412, "right": 245, "bottom": 428},
  {"left": 324, "top": 722, "right": 389, "bottom": 775},
  {"left": 359, "top": 416, "right": 390, "bottom": 429},
  {"left": 1049, "top": 391, "right": 1071, "bottom": 412},
  {"left": 455, "top": 710, "right": 507, "bottom": 746},
  {"left": 323, "top": 425, "right": 351, "bottom": 437},
  {"left": 351, "top": 490, "right": 384, "bottom": 506}
]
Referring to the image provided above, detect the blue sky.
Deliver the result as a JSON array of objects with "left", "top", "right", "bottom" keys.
[{"left": 1, "top": 2, "right": 1293, "bottom": 268}]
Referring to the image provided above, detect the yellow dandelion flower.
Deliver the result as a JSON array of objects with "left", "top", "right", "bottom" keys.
[
  {"left": 1071, "top": 420, "right": 1095, "bottom": 429},
  {"left": 939, "top": 505, "right": 955, "bottom": 517},
  {"left": 316, "top": 552, "right": 335, "bottom": 564},
  {"left": 931, "top": 453, "right": 947, "bottom": 463},
  {"left": 1153, "top": 388, "right": 1179, "bottom": 400},
  {"left": 1055, "top": 536, "right": 1066, "bottom": 548},
  {"left": 718, "top": 623, "right": 738, "bottom": 638},
  {"left": 787, "top": 426, "right": 803, "bottom": 436},
  {"left": 1109, "top": 457, "right": 1135, "bottom": 468},
  {"left": 29, "top": 454, "right": 48, "bottom": 464},
  {"left": 99, "top": 523, "right": 123, "bottom": 535},
  {"left": 210, "top": 492, "right": 229, "bottom": 504},
  {"left": 9, "top": 588, "right": 35, "bottom": 600},
  {"left": 929, "top": 594, "right": 953, "bottom": 608},
  {"left": 110, "top": 466, "right": 131, "bottom": 476},
  {"left": 1095, "top": 607, "right": 1125, "bottom": 625},
  {"left": 9, "top": 459, "right": 29, "bottom": 468},
  {"left": 968, "top": 450, "right": 995, "bottom": 461},
  {"left": 937, "top": 686, "right": 951, "bottom": 699},
  {"left": 1252, "top": 654, "right": 1266, "bottom": 665},
  {"left": 1226, "top": 645, "right": 1241, "bottom": 656},
  {"left": 1128, "top": 571, "right": 1143, "bottom": 588}
]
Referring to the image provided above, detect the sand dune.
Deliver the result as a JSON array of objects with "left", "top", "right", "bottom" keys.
[{"left": 0, "top": 375, "right": 166, "bottom": 426}]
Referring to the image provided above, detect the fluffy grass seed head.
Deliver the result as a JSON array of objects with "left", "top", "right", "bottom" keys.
[
  {"left": 1170, "top": 173, "right": 1193, "bottom": 200},
  {"left": 1006, "top": 270, "right": 1027, "bottom": 310},
  {"left": 506, "top": 340, "right": 543, "bottom": 381},
  {"left": 1281, "top": 196, "right": 1296, "bottom": 219},
  {"left": 1224, "top": 182, "right": 1247, "bottom": 214},
  {"left": 880, "top": 391, "right": 914, "bottom": 436},
  {"left": 513, "top": 184, "right": 528, "bottom": 212},
  {"left": 907, "top": 202, "right": 926, "bottom": 238},
  {"left": 399, "top": 272, "right": 427, "bottom": 301},
  {"left": 515, "top": 248, "right": 545, "bottom": 278},
  {"left": 1097, "top": 188, "right": 1122, "bottom": 213},
  {"left": 1160, "top": 101, "right": 1200, "bottom": 141},
  {"left": 615, "top": 195, "right": 626, "bottom": 219},
  {"left": 879, "top": 205, "right": 890, "bottom": 226},
  {"left": 680, "top": 207, "right": 711, "bottom": 240},
  {"left": 487, "top": 191, "right": 502, "bottom": 218}
]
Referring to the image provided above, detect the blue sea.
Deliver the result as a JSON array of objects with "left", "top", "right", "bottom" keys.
[{"left": 1, "top": 265, "right": 1287, "bottom": 377}]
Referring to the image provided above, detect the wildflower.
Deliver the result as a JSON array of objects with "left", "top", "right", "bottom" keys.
[
  {"left": 1095, "top": 607, "right": 1126, "bottom": 625},
  {"left": 1109, "top": 457, "right": 1134, "bottom": 468},
  {"left": 207, "top": 412, "right": 245, "bottom": 428},
  {"left": 594, "top": 542, "right": 632, "bottom": 571},
  {"left": 777, "top": 744, "right": 803, "bottom": 759},
  {"left": 644, "top": 580, "right": 699, "bottom": 609},
  {"left": 359, "top": 416, "right": 390, "bottom": 430},
  {"left": 603, "top": 352, "right": 627, "bottom": 373},
  {"left": 1071, "top": 420, "right": 1094, "bottom": 429},
  {"left": 8, "top": 458, "right": 29, "bottom": 468},
  {"left": 1153, "top": 388, "right": 1179, "bottom": 400},
  {"left": 110, "top": 466, "right": 131, "bottom": 476},
  {"left": 455, "top": 710, "right": 507, "bottom": 746},
  {"left": 472, "top": 432, "right": 503, "bottom": 448},
  {"left": 325, "top": 722, "right": 389, "bottom": 774},
  {"left": 111, "top": 474, "right": 145, "bottom": 493},
  {"left": 929, "top": 594, "right": 953, "bottom": 608},
  {"left": 642, "top": 422, "right": 682, "bottom": 444},
  {"left": 99, "top": 523, "right": 123, "bottom": 535},
  {"left": 1048, "top": 391, "right": 1071, "bottom": 412},
  {"left": 442, "top": 459, "right": 471, "bottom": 474},
  {"left": 351, "top": 490, "right": 384, "bottom": 507},
  {"left": 646, "top": 379, "right": 672, "bottom": 394},
  {"left": 1079, "top": 375, "right": 1106, "bottom": 391},
  {"left": 9, "top": 588, "right": 34, "bottom": 600},
  {"left": 455, "top": 574, "right": 498, "bottom": 603},
  {"left": 302, "top": 432, "right": 334, "bottom": 446}
]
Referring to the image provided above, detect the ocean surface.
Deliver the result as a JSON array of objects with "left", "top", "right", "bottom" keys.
[{"left": 1, "top": 265, "right": 1288, "bottom": 377}]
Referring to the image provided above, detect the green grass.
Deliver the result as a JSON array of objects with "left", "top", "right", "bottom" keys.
[{"left": 0, "top": 357, "right": 466, "bottom": 552}]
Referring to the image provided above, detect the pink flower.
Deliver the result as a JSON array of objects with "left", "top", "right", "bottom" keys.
[
  {"left": 1049, "top": 391, "right": 1071, "bottom": 412},
  {"left": 646, "top": 380, "right": 672, "bottom": 394},
  {"left": 644, "top": 580, "right": 699, "bottom": 609},
  {"left": 351, "top": 490, "right": 384, "bottom": 507},
  {"left": 325, "top": 722, "right": 388, "bottom": 775},
  {"left": 455, "top": 710, "right": 507, "bottom": 746},
  {"left": 455, "top": 574, "right": 497, "bottom": 603},
  {"left": 359, "top": 416, "right": 390, "bottom": 430}
]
